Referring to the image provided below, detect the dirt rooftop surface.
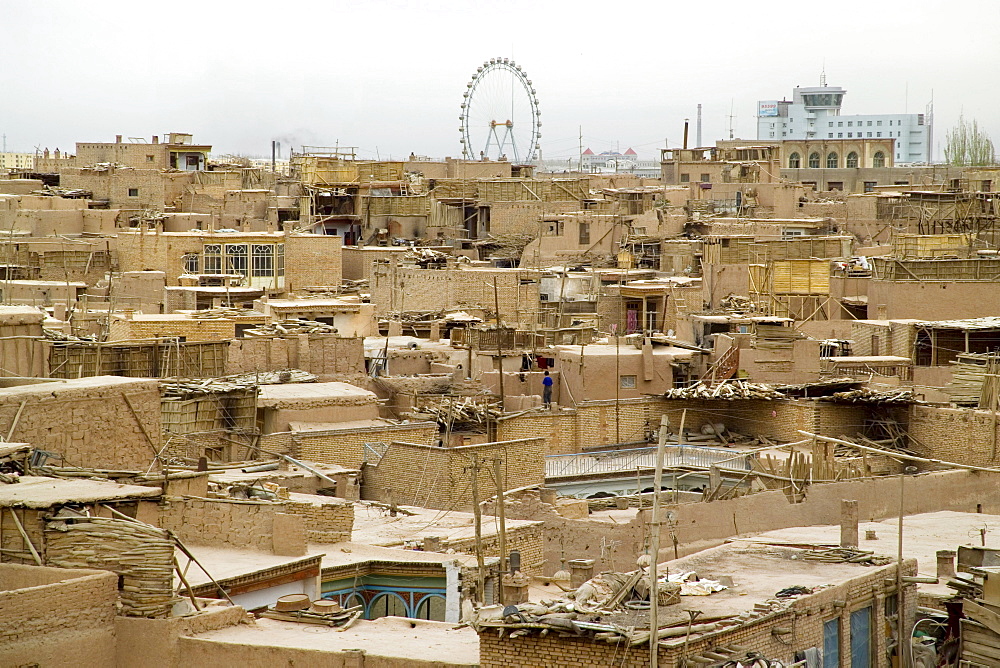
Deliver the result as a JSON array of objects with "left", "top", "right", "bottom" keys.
[{"left": 185, "top": 615, "right": 480, "bottom": 663}]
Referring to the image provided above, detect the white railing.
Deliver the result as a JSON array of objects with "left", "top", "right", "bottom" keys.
[{"left": 545, "top": 444, "right": 752, "bottom": 480}]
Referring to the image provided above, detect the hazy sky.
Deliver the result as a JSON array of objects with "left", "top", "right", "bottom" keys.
[{"left": 1, "top": 0, "right": 997, "bottom": 161}]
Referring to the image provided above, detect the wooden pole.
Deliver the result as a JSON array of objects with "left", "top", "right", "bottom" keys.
[
  {"left": 8, "top": 509, "right": 41, "bottom": 565},
  {"left": 798, "top": 430, "right": 1000, "bottom": 473},
  {"left": 494, "top": 456, "right": 507, "bottom": 605},
  {"left": 615, "top": 329, "right": 621, "bottom": 444},
  {"left": 470, "top": 455, "right": 486, "bottom": 604},
  {"left": 649, "top": 411, "right": 677, "bottom": 668},
  {"left": 493, "top": 279, "right": 505, "bottom": 412}
]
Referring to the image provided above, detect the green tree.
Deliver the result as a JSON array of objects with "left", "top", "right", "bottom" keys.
[{"left": 944, "top": 114, "right": 996, "bottom": 166}]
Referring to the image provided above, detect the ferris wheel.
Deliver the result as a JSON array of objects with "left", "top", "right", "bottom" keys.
[{"left": 460, "top": 58, "right": 541, "bottom": 163}]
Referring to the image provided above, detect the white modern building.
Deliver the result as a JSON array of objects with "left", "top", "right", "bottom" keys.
[
  {"left": 0, "top": 152, "right": 35, "bottom": 171},
  {"left": 757, "top": 83, "right": 931, "bottom": 164}
]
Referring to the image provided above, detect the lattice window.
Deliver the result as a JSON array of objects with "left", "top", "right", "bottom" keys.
[
  {"left": 203, "top": 244, "right": 222, "bottom": 274},
  {"left": 225, "top": 244, "right": 248, "bottom": 276},
  {"left": 251, "top": 244, "right": 274, "bottom": 277}
]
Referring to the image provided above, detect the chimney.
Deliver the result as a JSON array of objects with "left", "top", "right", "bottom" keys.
[
  {"left": 115, "top": 135, "right": 122, "bottom": 143},
  {"left": 152, "top": 135, "right": 159, "bottom": 144},
  {"left": 937, "top": 550, "right": 956, "bottom": 579},
  {"left": 568, "top": 558, "right": 596, "bottom": 588},
  {"left": 840, "top": 499, "right": 859, "bottom": 548},
  {"left": 683, "top": 120, "right": 689, "bottom": 150}
]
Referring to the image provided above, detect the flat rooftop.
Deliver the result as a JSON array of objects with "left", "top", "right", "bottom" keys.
[
  {"left": 743, "top": 509, "right": 1000, "bottom": 599},
  {"left": 183, "top": 616, "right": 479, "bottom": 665},
  {"left": 0, "top": 476, "right": 160, "bottom": 508},
  {"left": 257, "top": 382, "right": 376, "bottom": 407},
  {"left": 350, "top": 503, "right": 541, "bottom": 548}
]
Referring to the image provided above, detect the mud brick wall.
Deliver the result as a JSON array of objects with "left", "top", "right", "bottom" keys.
[
  {"left": 226, "top": 334, "right": 365, "bottom": 377},
  {"left": 160, "top": 497, "right": 283, "bottom": 552},
  {"left": 497, "top": 411, "right": 578, "bottom": 455},
  {"left": 108, "top": 316, "right": 235, "bottom": 342},
  {"left": 370, "top": 264, "right": 539, "bottom": 325},
  {"left": 0, "top": 565, "right": 118, "bottom": 667},
  {"left": 362, "top": 438, "right": 545, "bottom": 511},
  {"left": 659, "top": 399, "right": 875, "bottom": 443},
  {"left": 284, "top": 233, "right": 342, "bottom": 291},
  {"left": 447, "top": 523, "right": 545, "bottom": 576},
  {"left": 292, "top": 422, "right": 437, "bottom": 468},
  {"left": 0, "top": 377, "right": 161, "bottom": 470},
  {"left": 0, "top": 508, "right": 46, "bottom": 565},
  {"left": 281, "top": 498, "right": 355, "bottom": 543},
  {"left": 908, "top": 404, "right": 1000, "bottom": 467},
  {"left": 497, "top": 397, "right": 669, "bottom": 454}
]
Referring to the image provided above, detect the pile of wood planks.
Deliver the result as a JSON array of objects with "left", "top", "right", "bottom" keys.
[
  {"left": 45, "top": 515, "right": 177, "bottom": 618},
  {"left": 409, "top": 396, "right": 502, "bottom": 429}
]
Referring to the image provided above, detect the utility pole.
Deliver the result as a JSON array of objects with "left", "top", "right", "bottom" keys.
[
  {"left": 897, "top": 465, "right": 917, "bottom": 668},
  {"left": 494, "top": 457, "right": 507, "bottom": 605},
  {"left": 492, "top": 278, "right": 505, "bottom": 412},
  {"left": 469, "top": 455, "right": 486, "bottom": 604},
  {"left": 649, "top": 412, "right": 677, "bottom": 667},
  {"left": 615, "top": 326, "right": 621, "bottom": 444},
  {"left": 578, "top": 126, "right": 583, "bottom": 173}
]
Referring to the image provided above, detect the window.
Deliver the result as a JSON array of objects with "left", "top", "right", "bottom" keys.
[
  {"left": 828, "top": 122, "right": 834, "bottom": 127},
  {"left": 850, "top": 606, "right": 872, "bottom": 668},
  {"left": 146, "top": 155, "right": 154, "bottom": 162},
  {"left": 838, "top": 121, "right": 843, "bottom": 127},
  {"left": 276, "top": 243, "right": 284, "bottom": 277},
  {"left": 838, "top": 133, "right": 843, "bottom": 138},
  {"left": 182, "top": 253, "right": 199, "bottom": 274},
  {"left": 823, "top": 618, "right": 840, "bottom": 668},
  {"left": 788, "top": 152, "right": 801, "bottom": 168},
  {"left": 369, "top": 593, "right": 407, "bottom": 619},
  {"left": 225, "top": 243, "right": 248, "bottom": 276},
  {"left": 872, "top": 152, "right": 886, "bottom": 168},
  {"left": 848, "top": 121, "right": 853, "bottom": 127},
  {"left": 867, "top": 121, "right": 873, "bottom": 126},
  {"left": 251, "top": 244, "right": 274, "bottom": 276},
  {"left": 808, "top": 152, "right": 820, "bottom": 168},
  {"left": 846, "top": 152, "right": 859, "bottom": 168},
  {"left": 680, "top": 173, "right": 690, "bottom": 182},
  {"left": 620, "top": 375, "right": 637, "bottom": 389},
  {"left": 867, "top": 132, "right": 872, "bottom": 138},
  {"left": 876, "top": 132, "right": 882, "bottom": 138},
  {"left": 847, "top": 133, "right": 853, "bottom": 138},
  {"left": 864, "top": 181, "right": 877, "bottom": 193},
  {"left": 700, "top": 173, "right": 710, "bottom": 183},
  {"left": 828, "top": 133, "right": 833, "bottom": 138},
  {"left": 414, "top": 595, "right": 446, "bottom": 621},
  {"left": 827, "top": 152, "right": 838, "bottom": 169},
  {"left": 889, "top": 120, "right": 893, "bottom": 126},
  {"left": 203, "top": 245, "right": 222, "bottom": 274},
  {"left": 578, "top": 222, "right": 590, "bottom": 245},
  {"left": 877, "top": 120, "right": 882, "bottom": 126},
  {"left": 186, "top": 155, "right": 200, "bottom": 167},
  {"left": 128, "top": 188, "right": 139, "bottom": 197},
  {"left": 983, "top": 180, "right": 992, "bottom": 192}
]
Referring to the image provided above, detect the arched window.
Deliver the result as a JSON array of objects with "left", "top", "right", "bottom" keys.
[
  {"left": 873, "top": 151, "right": 885, "bottom": 168},
  {"left": 369, "top": 592, "right": 408, "bottom": 619},
  {"left": 826, "top": 152, "right": 839, "bottom": 169},
  {"left": 788, "top": 152, "right": 801, "bottom": 168},
  {"left": 808, "top": 152, "right": 820, "bottom": 168},
  {"left": 414, "top": 595, "right": 447, "bottom": 621},
  {"left": 846, "top": 152, "right": 859, "bottom": 168}
]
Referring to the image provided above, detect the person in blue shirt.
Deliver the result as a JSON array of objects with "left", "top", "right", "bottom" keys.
[{"left": 542, "top": 370, "right": 553, "bottom": 407}]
